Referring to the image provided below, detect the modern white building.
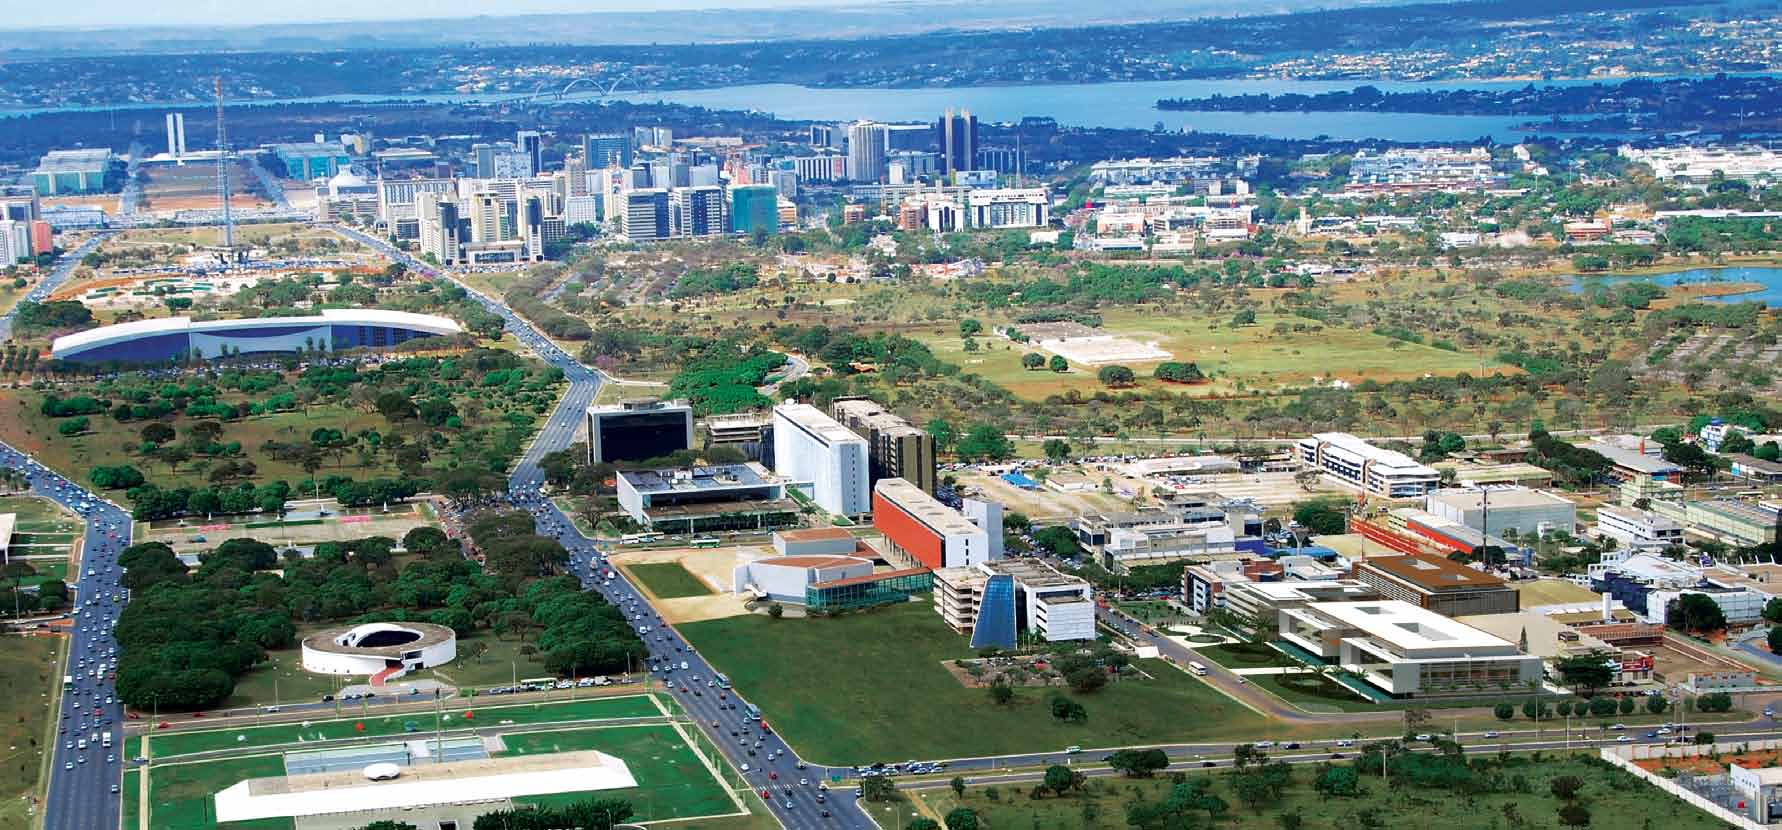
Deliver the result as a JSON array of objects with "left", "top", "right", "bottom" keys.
[
  {"left": 1296, "top": 433, "right": 1440, "bottom": 498},
  {"left": 872, "top": 477, "right": 993, "bottom": 570},
  {"left": 933, "top": 559, "right": 1094, "bottom": 647},
  {"left": 771, "top": 402, "right": 869, "bottom": 516},
  {"left": 1594, "top": 505, "right": 1685, "bottom": 552},
  {"left": 966, "top": 188, "right": 1049, "bottom": 228},
  {"left": 1424, "top": 487, "right": 1576, "bottom": 539},
  {"left": 50, "top": 310, "right": 462, "bottom": 364},
  {"left": 300, "top": 622, "right": 457, "bottom": 679},
  {"left": 733, "top": 554, "right": 875, "bottom": 604},
  {"left": 1278, "top": 600, "right": 1542, "bottom": 697}
]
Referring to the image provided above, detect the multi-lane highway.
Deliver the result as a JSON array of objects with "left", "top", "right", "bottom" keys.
[
  {"left": 0, "top": 232, "right": 112, "bottom": 342},
  {"left": 2, "top": 442, "right": 133, "bottom": 830}
]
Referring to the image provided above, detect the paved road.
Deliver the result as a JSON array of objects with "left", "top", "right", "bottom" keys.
[
  {"left": 334, "top": 224, "right": 869, "bottom": 829},
  {"left": 0, "top": 232, "right": 112, "bottom": 342},
  {"left": 2, "top": 442, "right": 134, "bottom": 830}
]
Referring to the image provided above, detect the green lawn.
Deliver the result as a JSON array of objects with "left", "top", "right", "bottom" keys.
[
  {"left": 678, "top": 600, "right": 1265, "bottom": 764},
  {"left": 1196, "top": 643, "right": 1294, "bottom": 670},
  {"left": 1248, "top": 671, "right": 1376, "bottom": 713},
  {"left": 222, "top": 631, "right": 551, "bottom": 708},
  {"left": 921, "top": 306, "right": 1499, "bottom": 401},
  {"left": 147, "top": 696, "right": 663, "bottom": 759},
  {"left": 910, "top": 752, "right": 1728, "bottom": 830},
  {"left": 500, "top": 725, "right": 736, "bottom": 820},
  {"left": 121, "top": 769, "right": 139, "bottom": 830},
  {"left": 0, "top": 636, "right": 60, "bottom": 830},
  {"left": 628, "top": 562, "right": 715, "bottom": 599},
  {"left": 0, "top": 495, "right": 81, "bottom": 530},
  {"left": 148, "top": 754, "right": 291, "bottom": 830}
]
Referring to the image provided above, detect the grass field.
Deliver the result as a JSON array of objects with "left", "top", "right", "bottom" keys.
[
  {"left": 0, "top": 495, "right": 81, "bottom": 532},
  {"left": 1196, "top": 643, "right": 1294, "bottom": 670},
  {"left": 499, "top": 725, "right": 736, "bottom": 820},
  {"left": 678, "top": 600, "right": 1265, "bottom": 763},
  {"left": 628, "top": 562, "right": 715, "bottom": 599},
  {"left": 147, "top": 696, "right": 664, "bottom": 759},
  {"left": 0, "top": 636, "right": 61, "bottom": 830},
  {"left": 908, "top": 752, "right": 1726, "bottom": 830},
  {"left": 222, "top": 631, "right": 549, "bottom": 708},
  {"left": 121, "top": 769, "right": 139, "bottom": 830},
  {"left": 146, "top": 754, "right": 290, "bottom": 830},
  {"left": 920, "top": 307, "right": 1499, "bottom": 401}
]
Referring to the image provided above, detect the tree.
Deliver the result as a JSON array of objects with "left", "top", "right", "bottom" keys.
[
  {"left": 1493, "top": 702, "right": 1515, "bottom": 721},
  {"left": 1645, "top": 695, "right": 1669, "bottom": 715},
  {"left": 1230, "top": 308, "right": 1257, "bottom": 327},
  {"left": 1291, "top": 499, "right": 1347, "bottom": 535},
  {"left": 1550, "top": 775, "right": 1585, "bottom": 800},
  {"left": 1666, "top": 593, "right": 1727, "bottom": 634},
  {"left": 1044, "top": 764, "right": 1075, "bottom": 797},
  {"left": 1096, "top": 365, "right": 1136, "bottom": 387},
  {"left": 1619, "top": 695, "right": 1636, "bottom": 715},
  {"left": 1589, "top": 696, "right": 1617, "bottom": 717},
  {"left": 926, "top": 418, "right": 957, "bottom": 453},
  {"left": 1554, "top": 655, "right": 1614, "bottom": 692},
  {"left": 1314, "top": 764, "right": 1360, "bottom": 797},
  {"left": 1768, "top": 626, "right": 1782, "bottom": 654},
  {"left": 1154, "top": 361, "right": 1206, "bottom": 383},
  {"left": 139, "top": 422, "right": 176, "bottom": 447},
  {"left": 907, "top": 820, "right": 940, "bottom": 830},
  {"left": 861, "top": 776, "right": 897, "bottom": 802},
  {"left": 57, "top": 417, "right": 88, "bottom": 437},
  {"left": 955, "top": 423, "right": 1015, "bottom": 461},
  {"left": 1021, "top": 352, "right": 1046, "bottom": 370},
  {"left": 1042, "top": 438, "right": 1072, "bottom": 463},
  {"left": 1763, "top": 597, "right": 1782, "bottom": 624},
  {"left": 943, "top": 807, "right": 980, "bottom": 830},
  {"left": 1107, "top": 748, "right": 1169, "bottom": 778},
  {"left": 950, "top": 776, "right": 966, "bottom": 798},
  {"left": 988, "top": 679, "right": 1014, "bottom": 705},
  {"left": 1557, "top": 803, "right": 1592, "bottom": 829},
  {"left": 1048, "top": 355, "right": 1068, "bottom": 373},
  {"left": 1066, "top": 666, "right": 1108, "bottom": 694},
  {"left": 959, "top": 319, "right": 983, "bottom": 337}
]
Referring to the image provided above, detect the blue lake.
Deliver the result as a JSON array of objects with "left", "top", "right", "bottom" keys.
[{"left": 1568, "top": 266, "right": 1782, "bottom": 307}]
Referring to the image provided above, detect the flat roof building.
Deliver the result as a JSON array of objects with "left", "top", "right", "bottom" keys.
[
  {"left": 1727, "top": 453, "right": 1782, "bottom": 484},
  {"left": 829, "top": 397, "right": 936, "bottom": 495},
  {"left": 1279, "top": 600, "right": 1541, "bottom": 697},
  {"left": 771, "top": 402, "right": 869, "bottom": 517},
  {"left": 1423, "top": 487, "right": 1576, "bottom": 539},
  {"left": 615, "top": 463, "right": 799, "bottom": 535},
  {"left": 1297, "top": 433, "right": 1440, "bottom": 498},
  {"left": 1352, "top": 552, "right": 1519, "bottom": 617},
  {"left": 1584, "top": 441, "right": 1681, "bottom": 482},
  {"left": 50, "top": 310, "right": 461, "bottom": 365},
  {"left": 1594, "top": 505, "right": 1684, "bottom": 552},
  {"left": 32, "top": 149, "right": 115, "bottom": 195},
  {"left": 872, "top": 477, "right": 992, "bottom": 570},
  {"left": 934, "top": 559, "right": 1093, "bottom": 648},
  {"left": 585, "top": 399, "right": 694, "bottom": 465}
]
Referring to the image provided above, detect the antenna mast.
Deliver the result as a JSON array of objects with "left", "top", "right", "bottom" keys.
[{"left": 214, "top": 77, "right": 235, "bottom": 254}]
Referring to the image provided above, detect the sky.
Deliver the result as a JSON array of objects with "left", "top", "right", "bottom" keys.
[{"left": 15, "top": 0, "right": 855, "bottom": 30}]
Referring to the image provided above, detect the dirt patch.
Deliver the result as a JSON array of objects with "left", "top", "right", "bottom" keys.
[{"left": 1635, "top": 749, "right": 1782, "bottom": 775}]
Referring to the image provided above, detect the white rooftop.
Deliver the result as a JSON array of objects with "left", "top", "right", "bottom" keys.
[
  {"left": 1306, "top": 432, "right": 1437, "bottom": 476},
  {"left": 1305, "top": 600, "right": 1512, "bottom": 653},
  {"left": 1427, "top": 487, "right": 1575, "bottom": 510},
  {"left": 52, "top": 309, "right": 462, "bottom": 355},
  {"left": 773, "top": 402, "right": 865, "bottom": 446}
]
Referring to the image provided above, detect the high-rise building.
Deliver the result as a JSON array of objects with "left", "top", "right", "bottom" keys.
[
  {"left": 672, "top": 185, "right": 728, "bottom": 238},
  {"left": 846, "top": 122, "right": 888, "bottom": 183},
  {"left": 771, "top": 402, "right": 869, "bottom": 517},
  {"left": 633, "top": 126, "right": 673, "bottom": 149},
  {"left": 473, "top": 142, "right": 530, "bottom": 179},
  {"left": 976, "top": 147, "right": 1021, "bottom": 175},
  {"left": 936, "top": 109, "right": 978, "bottom": 179},
  {"left": 0, "top": 185, "right": 39, "bottom": 222},
  {"left": 885, "top": 124, "right": 932, "bottom": 152},
  {"left": 28, "top": 220, "right": 53, "bottom": 256},
  {"left": 516, "top": 130, "right": 542, "bottom": 176},
  {"left": 0, "top": 220, "right": 31, "bottom": 265},
  {"left": 809, "top": 124, "right": 838, "bottom": 148},
  {"left": 163, "top": 113, "right": 187, "bottom": 158},
  {"left": 617, "top": 189, "right": 671, "bottom": 242},
  {"left": 873, "top": 477, "right": 991, "bottom": 570},
  {"left": 583, "top": 133, "right": 631, "bottom": 169},
  {"left": 829, "top": 397, "right": 937, "bottom": 495},
  {"left": 730, "top": 184, "right": 779, "bottom": 235},
  {"left": 416, "top": 192, "right": 463, "bottom": 266},
  {"left": 585, "top": 399, "right": 695, "bottom": 464}
]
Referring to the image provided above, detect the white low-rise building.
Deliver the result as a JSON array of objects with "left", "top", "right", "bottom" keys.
[
  {"left": 1424, "top": 486, "right": 1576, "bottom": 539},
  {"left": 1279, "top": 600, "right": 1541, "bottom": 697},
  {"left": 933, "top": 559, "right": 1094, "bottom": 647},
  {"left": 1297, "top": 432, "right": 1440, "bottom": 498},
  {"left": 1594, "top": 505, "right": 1684, "bottom": 552}
]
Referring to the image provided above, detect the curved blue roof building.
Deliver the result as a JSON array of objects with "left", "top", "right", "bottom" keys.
[{"left": 51, "top": 309, "right": 463, "bottom": 364}]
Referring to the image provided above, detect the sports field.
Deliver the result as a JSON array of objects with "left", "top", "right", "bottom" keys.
[
  {"left": 146, "top": 696, "right": 664, "bottom": 759},
  {"left": 499, "top": 725, "right": 737, "bottom": 819},
  {"left": 628, "top": 561, "right": 716, "bottom": 599},
  {"left": 679, "top": 600, "right": 1266, "bottom": 763}
]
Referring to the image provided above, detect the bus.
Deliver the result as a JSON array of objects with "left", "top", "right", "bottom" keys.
[
  {"left": 713, "top": 673, "right": 731, "bottom": 690},
  {"left": 620, "top": 533, "right": 664, "bottom": 545},
  {"left": 689, "top": 537, "right": 720, "bottom": 548},
  {"left": 62, "top": 675, "right": 73, "bottom": 692},
  {"left": 744, "top": 703, "right": 761, "bottom": 721},
  {"left": 1187, "top": 661, "right": 1208, "bottom": 676}
]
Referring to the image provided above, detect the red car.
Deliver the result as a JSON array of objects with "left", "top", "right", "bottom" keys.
[
  {"left": 191, "top": 712, "right": 205, "bottom": 718},
  {"left": 156, "top": 721, "right": 171, "bottom": 730}
]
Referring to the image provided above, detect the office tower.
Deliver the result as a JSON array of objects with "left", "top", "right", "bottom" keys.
[
  {"left": 846, "top": 121, "right": 888, "bottom": 183},
  {"left": 688, "top": 164, "right": 720, "bottom": 187},
  {"left": 730, "top": 184, "right": 779, "bottom": 235},
  {"left": 583, "top": 133, "right": 631, "bottom": 169},
  {"left": 633, "top": 126, "right": 672, "bottom": 149},
  {"left": 617, "top": 189, "right": 671, "bottom": 242},
  {"left": 163, "top": 113, "right": 187, "bottom": 158},
  {"left": 0, "top": 185, "right": 38, "bottom": 222},
  {"left": 0, "top": 220, "right": 30, "bottom": 265},
  {"left": 416, "top": 192, "right": 462, "bottom": 265},
  {"left": 561, "top": 154, "right": 589, "bottom": 195},
  {"left": 473, "top": 142, "right": 529, "bottom": 179},
  {"left": 585, "top": 400, "right": 695, "bottom": 464},
  {"left": 28, "top": 220, "right": 53, "bottom": 256},
  {"left": 516, "top": 130, "right": 542, "bottom": 176},
  {"left": 769, "top": 170, "right": 798, "bottom": 198},
  {"left": 884, "top": 123, "right": 931, "bottom": 152},
  {"left": 672, "top": 186, "right": 727, "bottom": 238},
  {"left": 772, "top": 403, "right": 869, "bottom": 517},
  {"left": 829, "top": 397, "right": 937, "bottom": 495},
  {"left": 937, "top": 109, "right": 978, "bottom": 179},
  {"left": 809, "top": 124, "right": 837, "bottom": 148},
  {"left": 649, "top": 161, "right": 673, "bottom": 190},
  {"left": 976, "top": 146, "right": 1021, "bottom": 175}
]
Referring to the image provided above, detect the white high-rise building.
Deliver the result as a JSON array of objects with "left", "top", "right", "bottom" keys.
[
  {"left": 163, "top": 113, "right": 187, "bottom": 158},
  {"left": 772, "top": 402, "right": 869, "bottom": 517},
  {"left": 847, "top": 122, "right": 888, "bottom": 183},
  {"left": 617, "top": 189, "right": 671, "bottom": 242}
]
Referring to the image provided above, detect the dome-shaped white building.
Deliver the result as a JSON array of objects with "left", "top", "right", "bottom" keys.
[{"left": 301, "top": 622, "right": 456, "bottom": 680}]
